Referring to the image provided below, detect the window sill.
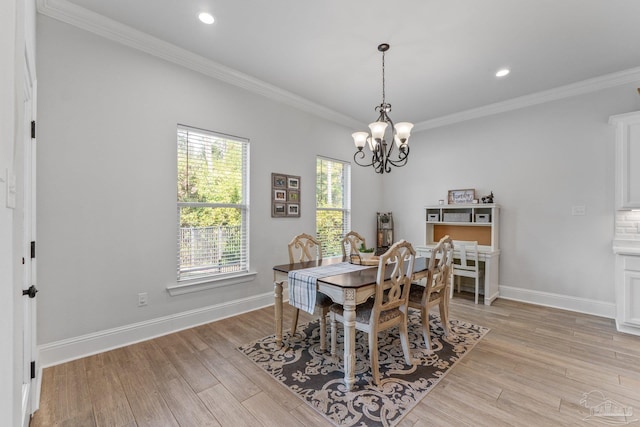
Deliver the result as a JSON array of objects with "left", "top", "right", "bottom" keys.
[{"left": 167, "top": 271, "right": 257, "bottom": 296}]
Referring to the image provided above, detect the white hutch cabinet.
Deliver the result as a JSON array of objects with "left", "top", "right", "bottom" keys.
[{"left": 416, "top": 204, "right": 500, "bottom": 305}]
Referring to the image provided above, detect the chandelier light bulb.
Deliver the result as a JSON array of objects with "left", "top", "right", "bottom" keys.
[
  {"left": 394, "top": 122, "right": 414, "bottom": 143},
  {"left": 352, "top": 132, "right": 368, "bottom": 150},
  {"left": 369, "top": 121, "right": 388, "bottom": 141}
]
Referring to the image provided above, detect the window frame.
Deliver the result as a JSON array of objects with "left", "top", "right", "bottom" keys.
[
  {"left": 170, "top": 125, "right": 254, "bottom": 295},
  {"left": 316, "top": 156, "right": 351, "bottom": 257}
]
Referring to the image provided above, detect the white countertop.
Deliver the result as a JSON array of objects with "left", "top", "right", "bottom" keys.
[{"left": 613, "top": 239, "right": 640, "bottom": 255}]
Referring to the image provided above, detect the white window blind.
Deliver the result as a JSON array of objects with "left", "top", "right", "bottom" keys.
[
  {"left": 316, "top": 157, "right": 351, "bottom": 257},
  {"left": 177, "top": 125, "right": 249, "bottom": 280}
]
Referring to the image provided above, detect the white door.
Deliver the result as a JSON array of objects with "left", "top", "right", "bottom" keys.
[{"left": 21, "top": 74, "right": 37, "bottom": 427}]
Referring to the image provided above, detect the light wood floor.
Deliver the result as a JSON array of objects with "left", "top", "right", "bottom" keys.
[{"left": 31, "top": 295, "right": 640, "bottom": 427}]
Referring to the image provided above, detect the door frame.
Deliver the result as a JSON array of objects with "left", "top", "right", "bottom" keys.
[{"left": 21, "top": 47, "right": 37, "bottom": 427}]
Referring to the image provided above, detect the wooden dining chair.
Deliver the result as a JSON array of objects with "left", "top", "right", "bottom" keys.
[
  {"left": 287, "top": 233, "right": 333, "bottom": 350},
  {"left": 451, "top": 240, "right": 483, "bottom": 304},
  {"left": 341, "top": 231, "right": 367, "bottom": 257},
  {"left": 329, "top": 239, "right": 415, "bottom": 386},
  {"left": 408, "top": 235, "right": 454, "bottom": 350}
]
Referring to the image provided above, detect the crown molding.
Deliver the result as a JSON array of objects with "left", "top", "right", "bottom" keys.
[
  {"left": 37, "top": 0, "right": 640, "bottom": 132},
  {"left": 36, "top": 0, "right": 362, "bottom": 129},
  {"left": 414, "top": 66, "right": 640, "bottom": 132}
]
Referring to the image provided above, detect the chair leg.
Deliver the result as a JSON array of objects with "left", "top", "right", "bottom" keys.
[
  {"left": 330, "top": 313, "right": 337, "bottom": 356},
  {"left": 439, "top": 298, "right": 450, "bottom": 336},
  {"left": 456, "top": 275, "right": 461, "bottom": 293},
  {"left": 369, "top": 331, "right": 381, "bottom": 386},
  {"left": 475, "top": 276, "right": 479, "bottom": 304},
  {"left": 421, "top": 305, "right": 432, "bottom": 350},
  {"left": 319, "top": 310, "right": 327, "bottom": 351},
  {"left": 399, "top": 318, "right": 413, "bottom": 365},
  {"left": 290, "top": 308, "right": 300, "bottom": 336}
]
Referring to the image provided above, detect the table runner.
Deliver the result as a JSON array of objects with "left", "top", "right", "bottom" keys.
[{"left": 288, "top": 262, "right": 372, "bottom": 314}]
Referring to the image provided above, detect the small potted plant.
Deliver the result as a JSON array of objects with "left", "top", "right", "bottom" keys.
[{"left": 359, "top": 243, "right": 376, "bottom": 260}]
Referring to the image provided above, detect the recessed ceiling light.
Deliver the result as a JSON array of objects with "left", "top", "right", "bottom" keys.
[
  {"left": 495, "top": 68, "right": 510, "bottom": 78},
  {"left": 198, "top": 12, "right": 214, "bottom": 25}
]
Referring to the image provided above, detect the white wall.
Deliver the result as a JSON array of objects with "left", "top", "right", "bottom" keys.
[
  {"left": 36, "top": 15, "right": 381, "bottom": 357},
  {"left": 385, "top": 83, "right": 640, "bottom": 314}
]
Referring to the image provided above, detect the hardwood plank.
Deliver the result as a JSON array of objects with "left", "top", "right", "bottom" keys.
[
  {"left": 242, "top": 392, "right": 307, "bottom": 427},
  {"left": 160, "top": 337, "right": 219, "bottom": 393},
  {"left": 196, "top": 347, "right": 261, "bottom": 401},
  {"left": 84, "top": 350, "right": 136, "bottom": 427},
  {"left": 198, "top": 384, "right": 262, "bottom": 426},
  {"left": 157, "top": 377, "right": 220, "bottom": 426}
]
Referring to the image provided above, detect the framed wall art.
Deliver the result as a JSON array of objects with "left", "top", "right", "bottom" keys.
[
  {"left": 271, "top": 173, "right": 301, "bottom": 217},
  {"left": 447, "top": 189, "right": 475, "bottom": 204}
]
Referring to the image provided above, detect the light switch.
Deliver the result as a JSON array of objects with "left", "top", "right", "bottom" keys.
[{"left": 571, "top": 205, "right": 586, "bottom": 216}]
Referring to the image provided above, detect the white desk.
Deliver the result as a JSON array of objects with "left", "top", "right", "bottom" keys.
[{"left": 415, "top": 245, "right": 500, "bottom": 305}]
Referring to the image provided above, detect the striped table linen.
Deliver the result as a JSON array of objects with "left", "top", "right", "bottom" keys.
[{"left": 288, "top": 262, "right": 373, "bottom": 314}]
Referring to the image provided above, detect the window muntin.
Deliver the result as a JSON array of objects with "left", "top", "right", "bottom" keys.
[
  {"left": 316, "top": 157, "right": 351, "bottom": 257},
  {"left": 177, "top": 125, "right": 249, "bottom": 280}
]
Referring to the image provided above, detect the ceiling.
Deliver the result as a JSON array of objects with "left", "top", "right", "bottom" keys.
[{"left": 41, "top": 0, "right": 640, "bottom": 129}]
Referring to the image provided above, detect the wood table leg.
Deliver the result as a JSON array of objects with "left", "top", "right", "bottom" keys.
[
  {"left": 274, "top": 280, "right": 283, "bottom": 347},
  {"left": 343, "top": 289, "right": 356, "bottom": 391}
]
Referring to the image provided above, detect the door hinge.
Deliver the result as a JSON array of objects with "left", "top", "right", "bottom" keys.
[
  {"left": 30, "top": 361, "right": 36, "bottom": 379},
  {"left": 31, "top": 121, "right": 36, "bottom": 139},
  {"left": 30, "top": 241, "right": 35, "bottom": 259}
]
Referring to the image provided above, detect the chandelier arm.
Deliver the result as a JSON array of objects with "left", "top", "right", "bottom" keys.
[
  {"left": 353, "top": 150, "right": 377, "bottom": 168},
  {"left": 385, "top": 145, "right": 410, "bottom": 167}
]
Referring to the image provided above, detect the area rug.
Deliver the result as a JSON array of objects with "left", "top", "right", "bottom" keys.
[{"left": 238, "top": 311, "right": 489, "bottom": 426}]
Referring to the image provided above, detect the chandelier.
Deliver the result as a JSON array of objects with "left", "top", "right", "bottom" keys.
[{"left": 352, "top": 43, "right": 413, "bottom": 174}]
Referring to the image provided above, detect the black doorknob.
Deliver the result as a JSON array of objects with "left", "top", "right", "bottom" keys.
[{"left": 22, "top": 285, "right": 38, "bottom": 299}]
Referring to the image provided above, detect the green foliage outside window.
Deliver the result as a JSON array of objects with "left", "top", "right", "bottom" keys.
[{"left": 316, "top": 158, "right": 350, "bottom": 257}]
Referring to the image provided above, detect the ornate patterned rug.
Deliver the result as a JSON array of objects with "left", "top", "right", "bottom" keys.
[{"left": 238, "top": 311, "right": 489, "bottom": 426}]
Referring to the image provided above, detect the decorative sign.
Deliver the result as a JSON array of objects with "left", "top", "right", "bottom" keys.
[
  {"left": 447, "top": 189, "right": 475, "bottom": 204},
  {"left": 272, "top": 173, "right": 301, "bottom": 217}
]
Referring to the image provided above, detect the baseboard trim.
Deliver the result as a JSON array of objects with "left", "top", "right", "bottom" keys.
[
  {"left": 38, "top": 291, "right": 274, "bottom": 368},
  {"left": 498, "top": 286, "right": 616, "bottom": 319}
]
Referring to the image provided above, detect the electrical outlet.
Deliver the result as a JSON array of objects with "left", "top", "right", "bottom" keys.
[
  {"left": 571, "top": 205, "right": 586, "bottom": 216},
  {"left": 137, "top": 292, "right": 148, "bottom": 307}
]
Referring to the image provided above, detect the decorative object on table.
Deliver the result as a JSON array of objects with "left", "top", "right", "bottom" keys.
[
  {"left": 481, "top": 191, "right": 494, "bottom": 204},
  {"left": 349, "top": 253, "right": 379, "bottom": 266},
  {"left": 376, "top": 212, "right": 393, "bottom": 254},
  {"left": 351, "top": 43, "right": 414, "bottom": 174},
  {"left": 271, "top": 173, "right": 301, "bottom": 217},
  {"left": 238, "top": 312, "right": 489, "bottom": 427},
  {"left": 447, "top": 189, "right": 475, "bottom": 204}
]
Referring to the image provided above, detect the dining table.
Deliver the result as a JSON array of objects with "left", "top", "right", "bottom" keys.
[{"left": 273, "top": 256, "right": 429, "bottom": 391}]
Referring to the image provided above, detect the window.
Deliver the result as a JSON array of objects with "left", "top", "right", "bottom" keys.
[
  {"left": 316, "top": 157, "right": 351, "bottom": 257},
  {"left": 177, "top": 125, "right": 249, "bottom": 281}
]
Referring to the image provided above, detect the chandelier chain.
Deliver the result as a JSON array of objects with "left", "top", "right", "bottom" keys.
[{"left": 381, "top": 49, "right": 386, "bottom": 106}]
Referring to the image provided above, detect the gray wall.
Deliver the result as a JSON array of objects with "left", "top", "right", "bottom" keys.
[
  {"left": 385, "top": 84, "right": 640, "bottom": 308},
  {"left": 36, "top": 16, "right": 380, "bottom": 346}
]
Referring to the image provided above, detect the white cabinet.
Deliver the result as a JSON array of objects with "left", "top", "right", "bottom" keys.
[
  {"left": 610, "top": 111, "right": 640, "bottom": 209},
  {"left": 417, "top": 204, "right": 500, "bottom": 305},
  {"left": 424, "top": 204, "right": 499, "bottom": 251},
  {"left": 613, "top": 251, "right": 640, "bottom": 335}
]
